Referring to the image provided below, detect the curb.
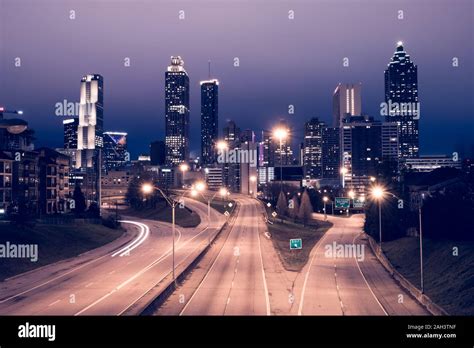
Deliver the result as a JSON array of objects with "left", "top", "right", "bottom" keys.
[{"left": 365, "top": 233, "right": 449, "bottom": 316}]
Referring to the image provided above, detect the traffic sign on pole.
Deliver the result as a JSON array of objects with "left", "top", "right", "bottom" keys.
[{"left": 290, "top": 238, "right": 302, "bottom": 250}]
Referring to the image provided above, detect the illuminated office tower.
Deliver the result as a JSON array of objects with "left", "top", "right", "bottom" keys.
[
  {"left": 165, "top": 56, "right": 190, "bottom": 166},
  {"left": 103, "top": 131, "right": 128, "bottom": 171},
  {"left": 76, "top": 74, "right": 104, "bottom": 169},
  {"left": 384, "top": 41, "right": 419, "bottom": 158},
  {"left": 200, "top": 79, "right": 219, "bottom": 165}
]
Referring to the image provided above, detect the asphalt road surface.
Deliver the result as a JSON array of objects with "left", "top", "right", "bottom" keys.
[{"left": 0, "top": 198, "right": 225, "bottom": 315}]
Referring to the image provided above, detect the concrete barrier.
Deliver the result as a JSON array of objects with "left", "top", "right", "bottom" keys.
[{"left": 366, "top": 233, "right": 449, "bottom": 316}]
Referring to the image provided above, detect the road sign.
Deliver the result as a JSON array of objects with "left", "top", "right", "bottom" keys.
[
  {"left": 335, "top": 197, "right": 350, "bottom": 209},
  {"left": 228, "top": 202, "right": 233, "bottom": 207},
  {"left": 224, "top": 211, "right": 230, "bottom": 217},
  {"left": 266, "top": 202, "right": 272, "bottom": 207},
  {"left": 271, "top": 211, "right": 277, "bottom": 218},
  {"left": 353, "top": 198, "right": 365, "bottom": 208},
  {"left": 290, "top": 238, "right": 302, "bottom": 250}
]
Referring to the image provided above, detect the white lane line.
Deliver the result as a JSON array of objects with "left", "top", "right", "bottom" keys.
[
  {"left": 109, "top": 270, "right": 116, "bottom": 275},
  {"left": 0, "top": 220, "right": 146, "bottom": 304},
  {"left": 117, "top": 223, "right": 215, "bottom": 315},
  {"left": 75, "top": 228, "right": 183, "bottom": 316},
  {"left": 85, "top": 282, "right": 94, "bottom": 288},
  {"left": 352, "top": 232, "right": 388, "bottom": 316},
  {"left": 48, "top": 300, "right": 60, "bottom": 307},
  {"left": 227, "top": 297, "right": 231, "bottom": 304},
  {"left": 298, "top": 223, "right": 334, "bottom": 315},
  {"left": 179, "top": 204, "right": 240, "bottom": 316},
  {"left": 256, "top": 207, "right": 271, "bottom": 316}
]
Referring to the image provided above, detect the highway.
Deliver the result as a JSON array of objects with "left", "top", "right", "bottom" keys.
[
  {"left": 0, "top": 198, "right": 225, "bottom": 315},
  {"left": 180, "top": 196, "right": 270, "bottom": 315},
  {"left": 297, "top": 213, "right": 429, "bottom": 315}
]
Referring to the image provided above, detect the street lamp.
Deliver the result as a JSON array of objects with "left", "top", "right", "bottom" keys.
[
  {"left": 323, "top": 196, "right": 328, "bottom": 220},
  {"left": 192, "top": 182, "right": 228, "bottom": 245},
  {"left": 371, "top": 185, "right": 385, "bottom": 251},
  {"left": 273, "top": 127, "right": 288, "bottom": 192},
  {"left": 347, "top": 190, "right": 355, "bottom": 216},
  {"left": 141, "top": 182, "right": 189, "bottom": 284},
  {"left": 179, "top": 163, "right": 189, "bottom": 187}
]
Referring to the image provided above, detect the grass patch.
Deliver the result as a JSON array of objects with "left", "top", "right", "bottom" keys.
[
  {"left": 123, "top": 201, "right": 201, "bottom": 228},
  {"left": 268, "top": 219, "right": 333, "bottom": 272},
  {"left": 0, "top": 222, "right": 123, "bottom": 281},
  {"left": 383, "top": 237, "right": 474, "bottom": 315}
]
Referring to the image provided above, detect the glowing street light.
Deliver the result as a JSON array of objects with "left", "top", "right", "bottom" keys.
[
  {"left": 371, "top": 185, "right": 385, "bottom": 250},
  {"left": 195, "top": 181, "right": 206, "bottom": 192},
  {"left": 142, "top": 183, "right": 153, "bottom": 195},
  {"left": 273, "top": 127, "right": 288, "bottom": 192},
  {"left": 179, "top": 163, "right": 189, "bottom": 187},
  {"left": 140, "top": 183, "right": 189, "bottom": 284},
  {"left": 348, "top": 190, "right": 355, "bottom": 199},
  {"left": 216, "top": 140, "right": 228, "bottom": 153},
  {"left": 250, "top": 175, "right": 257, "bottom": 183},
  {"left": 323, "top": 196, "right": 329, "bottom": 220}
]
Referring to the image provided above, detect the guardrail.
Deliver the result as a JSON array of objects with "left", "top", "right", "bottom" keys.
[{"left": 365, "top": 233, "right": 449, "bottom": 316}]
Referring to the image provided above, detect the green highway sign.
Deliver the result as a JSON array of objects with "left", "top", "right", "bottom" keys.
[
  {"left": 290, "top": 238, "right": 302, "bottom": 250},
  {"left": 335, "top": 197, "right": 350, "bottom": 209}
]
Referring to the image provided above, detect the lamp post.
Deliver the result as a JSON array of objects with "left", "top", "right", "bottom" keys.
[
  {"left": 418, "top": 193, "right": 425, "bottom": 294},
  {"left": 323, "top": 196, "right": 328, "bottom": 221},
  {"left": 142, "top": 183, "right": 189, "bottom": 285},
  {"left": 371, "top": 186, "right": 385, "bottom": 251},
  {"left": 191, "top": 182, "right": 228, "bottom": 246},
  {"left": 273, "top": 127, "right": 288, "bottom": 192},
  {"left": 348, "top": 190, "right": 355, "bottom": 216},
  {"left": 179, "top": 163, "right": 189, "bottom": 188}
]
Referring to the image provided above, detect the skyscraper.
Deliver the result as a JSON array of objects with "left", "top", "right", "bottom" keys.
[
  {"left": 165, "top": 56, "right": 190, "bottom": 166},
  {"left": 103, "top": 131, "right": 128, "bottom": 171},
  {"left": 332, "top": 83, "right": 362, "bottom": 127},
  {"left": 200, "top": 79, "right": 219, "bottom": 165},
  {"left": 223, "top": 120, "right": 240, "bottom": 148},
  {"left": 341, "top": 115, "right": 382, "bottom": 193},
  {"left": 76, "top": 74, "right": 104, "bottom": 169},
  {"left": 384, "top": 41, "right": 419, "bottom": 158},
  {"left": 63, "top": 118, "right": 78, "bottom": 149},
  {"left": 150, "top": 140, "right": 166, "bottom": 166},
  {"left": 321, "top": 126, "right": 340, "bottom": 179},
  {"left": 303, "top": 117, "right": 324, "bottom": 179},
  {"left": 274, "top": 120, "right": 293, "bottom": 166}
]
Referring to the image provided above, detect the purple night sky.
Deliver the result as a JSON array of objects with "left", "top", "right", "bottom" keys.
[{"left": 1, "top": 0, "right": 473, "bottom": 158}]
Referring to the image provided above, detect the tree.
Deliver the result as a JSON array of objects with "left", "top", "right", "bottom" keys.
[
  {"left": 276, "top": 191, "right": 288, "bottom": 222},
  {"left": 298, "top": 189, "right": 314, "bottom": 226},
  {"left": 288, "top": 194, "right": 300, "bottom": 222},
  {"left": 72, "top": 185, "right": 86, "bottom": 216}
]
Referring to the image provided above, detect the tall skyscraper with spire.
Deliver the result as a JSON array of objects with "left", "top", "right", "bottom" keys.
[
  {"left": 384, "top": 41, "right": 419, "bottom": 158},
  {"left": 200, "top": 76, "right": 219, "bottom": 165},
  {"left": 165, "top": 56, "right": 190, "bottom": 166},
  {"left": 76, "top": 74, "right": 104, "bottom": 169}
]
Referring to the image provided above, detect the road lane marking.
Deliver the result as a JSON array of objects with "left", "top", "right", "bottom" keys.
[
  {"left": 255, "top": 200, "right": 271, "bottom": 316},
  {"left": 179, "top": 202, "right": 241, "bottom": 316},
  {"left": 48, "top": 300, "right": 60, "bottom": 307},
  {"left": 0, "top": 220, "right": 146, "bottom": 304},
  {"left": 352, "top": 232, "right": 388, "bottom": 316},
  {"left": 85, "top": 282, "right": 94, "bottom": 288},
  {"left": 298, "top": 222, "right": 334, "bottom": 315}
]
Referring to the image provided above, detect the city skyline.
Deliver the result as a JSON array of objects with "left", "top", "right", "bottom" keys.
[{"left": 1, "top": 0, "right": 472, "bottom": 159}]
